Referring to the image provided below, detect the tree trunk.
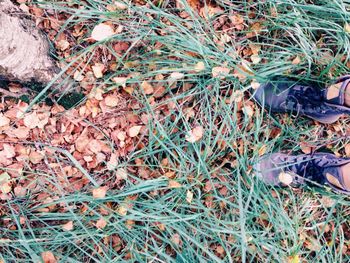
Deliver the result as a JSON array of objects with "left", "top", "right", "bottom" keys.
[{"left": 0, "top": 0, "right": 58, "bottom": 85}]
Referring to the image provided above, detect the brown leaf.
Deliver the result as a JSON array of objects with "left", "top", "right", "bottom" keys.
[
  {"left": 141, "top": 81, "right": 154, "bottom": 95},
  {"left": 185, "top": 126, "right": 204, "bottom": 143},
  {"left": 96, "top": 218, "right": 107, "bottom": 229},
  {"left": 3, "top": 144, "right": 15, "bottom": 158},
  {"left": 128, "top": 125, "right": 142, "bottom": 137},
  {"left": 92, "top": 63, "right": 105, "bottom": 78},
  {"left": 29, "top": 151, "right": 44, "bottom": 164},
  {"left": 92, "top": 187, "right": 107, "bottom": 199},
  {"left": 0, "top": 115, "right": 10, "bottom": 127},
  {"left": 168, "top": 180, "right": 182, "bottom": 188},
  {"left": 104, "top": 95, "right": 119, "bottom": 107},
  {"left": 292, "top": 56, "right": 301, "bottom": 65},
  {"left": 212, "top": 66, "right": 230, "bottom": 79},
  {"left": 112, "top": 77, "right": 128, "bottom": 87},
  {"left": 23, "top": 112, "right": 40, "bottom": 129},
  {"left": 41, "top": 251, "right": 57, "bottom": 263}
]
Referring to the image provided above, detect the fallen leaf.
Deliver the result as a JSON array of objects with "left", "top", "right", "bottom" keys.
[
  {"left": 251, "top": 80, "right": 261, "bottom": 90},
  {"left": 92, "top": 187, "right": 107, "bottom": 199},
  {"left": 194, "top": 61, "right": 205, "bottom": 72},
  {"left": 287, "top": 255, "right": 300, "bottom": 263},
  {"left": 117, "top": 204, "right": 128, "bottom": 216},
  {"left": 91, "top": 23, "right": 115, "bottom": 41},
  {"left": 116, "top": 168, "right": 128, "bottom": 180},
  {"left": 186, "top": 190, "right": 193, "bottom": 203},
  {"left": 62, "top": 221, "right": 74, "bottom": 231},
  {"left": 171, "top": 233, "right": 181, "bottom": 245},
  {"left": 114, "top": 1, "right": 128, "bottom": 10},
  {"left": 251, "top": 54, "right": 261, "bottom": 64},
  {"left": 141, "top": 81, "right": 154, "bottom": 94},
  {"left": 107, "top": 153, "right": 118, "bottom": 170},
  {"left": 3, "top": 144, "right": 15, "bottom": 158},
  {"left": 212, "top": 66, "right": 230, "bottom": 79},
  {"left": 92, "top": 63, "right": 105, "bottom": 78},
  {"left": 23, "top": 113, "right": 40, "bottom": 129},
  {"left": 128, "top": 125, "right": 142, "bottom": 137},
  {"left": 292, "top": 56, "right": 301, "bottom": 65},
  {"left": 169, "top": 72, "right": 185, "bottom": 80},
  {"left": 168, "top": 180, "right": 182, "bottom": 188},
  {"left": 41, "top": 251, "right": 57, "bottom": 263},
  {"left": 73, "top": 71, "right": 84, "bottom": 82},
  {"left": 345, "top": 23, "right": 350, "bottom": 33},
  {"left": 29, "top": 151, "right": 44, "bottom": 164},
  {"left": 104, "top": 95, "right": 119, "bottom": 107},
  {"left": 278, "top": 172, "right": 293, "bottom": 186},
  {"left": 14, "top": 186, "right": 26, "bottom": 197},
  {"left": 112, "top": 77, "right": 128, "bottom": 87},
  {"left": 57, "top": 39, "right": 69, "bottom": 51},
  {"left": 11, "top": 127, "right": 30, "bottom": 139},
  {"left": 96, "top": 218, "right": 107, "bottom": 229},
  {"left": 185, "top": 126, "right": 204, "bottom": 143},
  {"left": 0, "top": 115, "right": 10, "bottom": 127},
  {"left": 242, "top": 106, "right": 254, "bottom": 118},
  {"left": 0, "top": 181, "right": 11, "bottom": 194},
  {"left": 258, "top": 145, "right": 267, "bottom": 156},
  {"left": 75, "top": 135, "right": 89, "bottom": 153}
]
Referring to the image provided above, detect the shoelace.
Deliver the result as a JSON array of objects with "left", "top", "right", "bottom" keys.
[{"left": 285, "top": 85, "right": 340, "bottom": 114}]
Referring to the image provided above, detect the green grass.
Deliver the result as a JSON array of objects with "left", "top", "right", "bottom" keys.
[{"left": 2, "top": 0, "right": 350, "bottom": 262}]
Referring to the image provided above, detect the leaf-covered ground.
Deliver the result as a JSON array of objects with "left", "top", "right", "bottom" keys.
[{"left": 1, "top": 0, "right": 350, "bottom": 262}]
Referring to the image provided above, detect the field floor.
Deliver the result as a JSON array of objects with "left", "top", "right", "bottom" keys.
[{"left": 1, "top": 0, "right": 350, "bottom": 262}]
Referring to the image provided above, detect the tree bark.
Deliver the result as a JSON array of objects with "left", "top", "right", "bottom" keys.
[{"left": 0, "top": 0, "right": 58, "bottom": 85}]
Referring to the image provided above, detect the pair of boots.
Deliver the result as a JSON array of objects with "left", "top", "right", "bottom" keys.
[{"left": 253, "top": 75, "right": 350, "bottom": 194}]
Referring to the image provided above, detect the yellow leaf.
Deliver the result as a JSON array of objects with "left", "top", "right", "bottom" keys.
[
  {"left": 91, "top": 23, "right": 115, "bottom": 41},
  {"left": 345, "top": 23, "right": 350, "bottom": 33},
  {"left": 194, "top": 61, "right": 206, "bottom": 72},
  {"left": 92, "top": 187, "right": 107, "bottom": 199},
  {"left": 117, "top": 204, "right": 128, "bottom": 216},
  {"left": 287, "top": 255, "right": 300, "bottom": 263}
]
